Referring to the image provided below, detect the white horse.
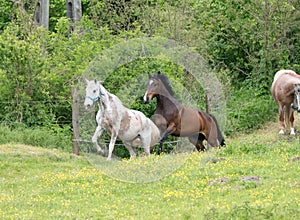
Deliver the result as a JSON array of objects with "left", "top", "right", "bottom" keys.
[{"left": 84, "top": 79, "right": 160, "bottom": 160}]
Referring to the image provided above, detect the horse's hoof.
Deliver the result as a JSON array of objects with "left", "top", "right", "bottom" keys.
[
  {"left": 279, "top": 130, "right": 285, "bottom": 135},
  {"left": 290, "top": 128, "right": 296, "bottom": 135}
]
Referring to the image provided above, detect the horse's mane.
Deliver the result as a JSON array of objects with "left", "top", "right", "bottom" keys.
[{"left": 153, "top": 72, "right": 175, "bottom": 96}]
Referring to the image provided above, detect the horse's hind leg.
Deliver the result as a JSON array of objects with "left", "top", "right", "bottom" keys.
[
  {"left": 139, "top": 133, "right": 151, "bottom": 156},
  {"left": 278, "top": 105, "right": 285, "bottom": 134},
  {"left": 188, "top": 134, "right": 206, "bottom": 151},
  {"left": 124, "top": 143, "right": 136, "bottom": 159},
  {"left": 207, "top": 124, "right": 220, "bottom": 148}
]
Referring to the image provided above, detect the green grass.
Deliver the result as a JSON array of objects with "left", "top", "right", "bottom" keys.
[{"left": 0, "top": 123, "right": 300, "bottom": 219}]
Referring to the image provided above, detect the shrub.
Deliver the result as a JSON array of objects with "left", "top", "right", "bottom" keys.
[
  {"left": 0, "top": 124, "right": 72, "bottom": 152},
  {"left": 225, "top": 86, "right": 277, "bottom": 135}
]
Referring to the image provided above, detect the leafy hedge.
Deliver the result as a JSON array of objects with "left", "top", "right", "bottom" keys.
[
  {"left": 0, "top": 124, "right": 72, "bottom": 151},
  {"left": 226, "top": 86, "right": 277, "bottom": 135},
  {"left": 0, "top": 0, "right": 298, "bottom": 152}
]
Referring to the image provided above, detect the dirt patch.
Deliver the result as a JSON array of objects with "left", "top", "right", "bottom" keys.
[
  {"left": 209, "top": 176, "right": 260, "bottom": 189},
  {"left": 289, "top": 156, "right": 300, "bottom": 162},
  {"left": 239, "top": 176, "right": 259, "bottom": 183},
  {"left": 209, "top": 177, "right": 230, "bottom": 185},
  {"left": 286, "top": 182, "right": 300, "bottom": 187}
]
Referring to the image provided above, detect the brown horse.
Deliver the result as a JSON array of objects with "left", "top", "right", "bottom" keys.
[
  {"left": 143, "top": 72, "right": 225, "bottom": 153},
  {"left": 271, "top": 69, "right": 300, "bottom": 135}
]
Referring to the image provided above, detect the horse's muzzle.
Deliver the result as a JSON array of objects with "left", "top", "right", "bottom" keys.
[
  {"left": 144, "top": 97, "right": 150, "bottom": 104},
  {"left": 85, "top": 104, "right": 91, "bottom": 110}
]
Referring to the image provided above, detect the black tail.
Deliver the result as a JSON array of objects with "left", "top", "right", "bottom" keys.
[{"left": 210, "top": 114, "right": 225, "bottom": 147}]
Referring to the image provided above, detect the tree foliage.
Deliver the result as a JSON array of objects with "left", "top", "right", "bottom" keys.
[{"left": 0, "top": 0, "right": 299, "bottom": 136}]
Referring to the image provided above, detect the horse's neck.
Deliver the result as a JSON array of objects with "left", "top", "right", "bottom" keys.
[
  {"left": 98, "top": 85, "right": 111, "bottom": 108},
  {"left": 157, "top": 95, "right": 182, "bottom": 112},
  {"left": 96, "top": 100, "right": 102, "bottom": 109},
  {"left": 99, "top": 90, "right": 127, "bottom": 119},
  {"left": 291, "top": 73, "right": 300, "bottom": 80}
]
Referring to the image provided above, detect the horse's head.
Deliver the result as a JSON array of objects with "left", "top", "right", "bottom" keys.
[
  {"left": 84, "top": 79, "right": 102, "bottom": 109},
  {"left": 143, "top": 73, "right": 161, "bottom": 104},
  {"left": 294, "top": 83, "right": 300, "bottom": 113},
  {"left": 144, "top": 72, "right": 174, "bottom": 104}
]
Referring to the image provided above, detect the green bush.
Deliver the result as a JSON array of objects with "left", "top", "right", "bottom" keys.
[
  {"left": 225, "top": 86, "right": 277, "bottom": 135},
  {"left": 1, "top": 0, "right": 298, "bottom": 152},
  {"left": 0, "top": 124, "right": 72, "bottom": 151}
]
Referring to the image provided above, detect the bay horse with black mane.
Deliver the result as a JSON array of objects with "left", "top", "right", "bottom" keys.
[
  {"left": 271, "top": 69, "right": 300, "bottom": 135},
  {"left": 143, "top": 72, "right": 225, "bottom": 153}
]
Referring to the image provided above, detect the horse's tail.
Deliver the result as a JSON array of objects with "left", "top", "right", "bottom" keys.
[{"left": 210, "top": 114, "right": 225, "bottom": 147}]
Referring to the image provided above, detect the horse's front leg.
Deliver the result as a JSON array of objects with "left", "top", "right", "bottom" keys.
[
  {"left": 288, "top": 106, "right": 296, "bottom": 135},
  {"left": 107, "top": 129, "right": 118, "bottom": 161},
  {"left": 158, "top": 130, "right": 168, "bottom": 154},
  {"left": 92, "top": 125, "right": 104, "bottom": 155},
  {"left": 158, "top": 122, "right": 176, "bottom": 154}
]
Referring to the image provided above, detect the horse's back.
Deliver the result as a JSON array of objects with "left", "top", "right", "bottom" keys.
[
  {"left": 273, "top": 70, "right": 296, "bottom": 83},
  {"left": 272, "top": 70, "right": 300, "bottom": 105}
]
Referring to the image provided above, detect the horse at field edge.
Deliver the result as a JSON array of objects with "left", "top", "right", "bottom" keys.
[
  {"left": 271, "top": 69, "right": 300, "bottom": 135},
  {"left": 143, "top": 71, "right": 225, "bottom": 153},
  {"left": 84, "top": 79, "right": 160, "bottom": 160}
]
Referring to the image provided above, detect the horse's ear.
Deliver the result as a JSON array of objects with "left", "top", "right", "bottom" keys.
[
  {"left": 157, "top": 71, "right": 161, "bottom": 75},
  {"left": 94, "top": 79, "right": 97, "bottom": 84},
  {"left": 148, "top": 73, "right": 152, "bottom": 78},
  {"left": 85, "top": 78, "right": 89, "bottom": 84}
]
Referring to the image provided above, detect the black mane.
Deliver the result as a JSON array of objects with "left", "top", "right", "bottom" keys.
[{"left": 153, "top": 72, "right": 175, "bottom": 96}]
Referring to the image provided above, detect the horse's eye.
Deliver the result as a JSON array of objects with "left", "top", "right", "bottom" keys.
[{"left": 93, "top": 90, "right": 96, "bottom": 93}]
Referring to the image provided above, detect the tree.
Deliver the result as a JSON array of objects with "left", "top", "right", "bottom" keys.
[{"left": 192, "top": 0, "right": 300, "bottom": 88}]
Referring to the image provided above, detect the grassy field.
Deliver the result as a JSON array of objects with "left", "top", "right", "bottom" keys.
[{"left": 0, "top": 123, "right": 300, "bottom": 219}]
